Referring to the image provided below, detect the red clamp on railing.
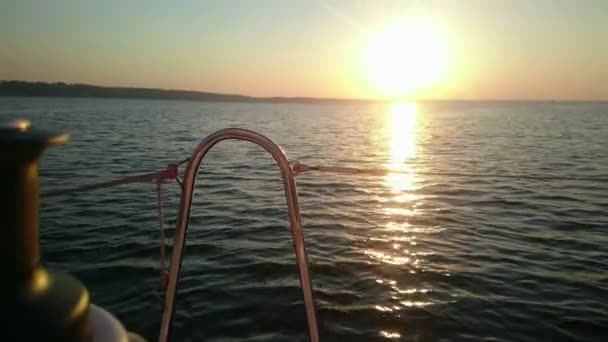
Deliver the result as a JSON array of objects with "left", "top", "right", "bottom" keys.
[{"left": 160, "top": 163, "right": 179, "bottom": 181}]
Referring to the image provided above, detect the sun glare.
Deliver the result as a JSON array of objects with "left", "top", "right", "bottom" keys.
[{"left": 365, "top": 19, "right": 449, "bottom": 99}]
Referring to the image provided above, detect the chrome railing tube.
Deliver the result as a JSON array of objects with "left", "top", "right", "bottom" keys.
[{"left": 159, "top": 128, "right": 318, "bottom": 342}]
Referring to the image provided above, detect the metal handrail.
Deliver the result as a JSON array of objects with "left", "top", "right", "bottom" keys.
[{"left": 159, "top": 128, "right": 319, "bottom": 342}]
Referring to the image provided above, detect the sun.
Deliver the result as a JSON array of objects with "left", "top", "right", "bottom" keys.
[{"left": 365, "top": 19, "right": 450, "bottom": 99}]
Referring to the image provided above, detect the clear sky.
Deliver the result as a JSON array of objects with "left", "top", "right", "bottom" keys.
[{"left": 1, "top": 0, "right": 607, "bottom": 100}]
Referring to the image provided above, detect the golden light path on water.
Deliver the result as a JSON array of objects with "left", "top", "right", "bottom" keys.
[
  {"left": 386, "top": 102, "right": 419, "bottom": 194},
  {"left": 367, "top": 102, "right": 431, "bottom": 339}
]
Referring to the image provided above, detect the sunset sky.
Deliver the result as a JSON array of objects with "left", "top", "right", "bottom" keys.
[{"left": 1, "top": 0, "right": 607, "bottom": 100}]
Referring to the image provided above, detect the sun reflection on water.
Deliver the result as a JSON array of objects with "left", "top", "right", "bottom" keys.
[
  {"left": 366, "top": 102, "right": 422, "bottom": 267},
  {"left": 380, "top": 331, "right": 402, "bottom": 339},
  {"left": 385, "top": 102, "right": 419, "bottom": 193},
  {"left": 366, "top": 102, "right": 434, "bottom": 340}
]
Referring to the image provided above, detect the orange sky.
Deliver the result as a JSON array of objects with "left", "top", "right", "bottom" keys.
[{"left": 1, "top": 0, "right": 607, "bottom": 100}]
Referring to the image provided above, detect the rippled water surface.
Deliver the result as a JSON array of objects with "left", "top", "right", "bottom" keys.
[{"left": 2, "top": 98, "right": 607, "bottom": 341}]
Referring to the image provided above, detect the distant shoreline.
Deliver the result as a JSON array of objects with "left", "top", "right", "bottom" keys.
[
  {"left": 1, "top": 81, "right": 605, "bottom": 104},
  {"left": 0, "top": 80, "right": 379, "bottom": 104}
]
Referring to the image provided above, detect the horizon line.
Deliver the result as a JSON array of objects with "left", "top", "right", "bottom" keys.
[{"left": 1, "top": 80, "right": 607, "bottom": 103}]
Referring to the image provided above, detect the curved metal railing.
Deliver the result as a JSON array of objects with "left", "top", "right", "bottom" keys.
[{"left": 159, "top": 128, "right": 319, "bottom": 342}]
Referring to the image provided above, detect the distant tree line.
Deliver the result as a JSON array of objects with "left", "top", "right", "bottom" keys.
[
  {"left": 0, "top": 80, "right": 369, "bottom": 104},
  {"left": 0, "top": 80, "right": 255, "bottom": 102}
]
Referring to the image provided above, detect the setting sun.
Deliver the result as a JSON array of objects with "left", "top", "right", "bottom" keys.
[{"left": 365, "top": 19, "right": 450, "bottom": 99}]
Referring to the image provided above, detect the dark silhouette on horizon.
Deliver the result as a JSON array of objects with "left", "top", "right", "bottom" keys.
[
  {"left": 3, "top": 81, "right": 602, "bottom": 104},
  {"left": 0, "top": 80, "right": 374, "bottom": 104}
]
